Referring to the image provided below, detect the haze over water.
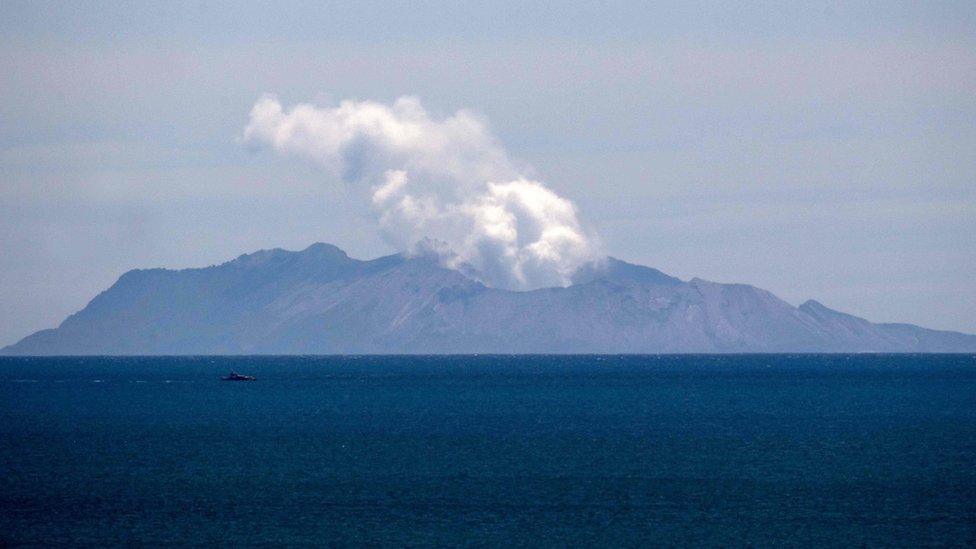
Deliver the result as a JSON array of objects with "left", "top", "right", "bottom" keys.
[{"left": 3, "top": 354, "right": 975, "bottom": 545}]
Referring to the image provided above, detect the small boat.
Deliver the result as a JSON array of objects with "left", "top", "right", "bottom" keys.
[{"left": 221, "top": 372, "right": 256, "bottom": 381}]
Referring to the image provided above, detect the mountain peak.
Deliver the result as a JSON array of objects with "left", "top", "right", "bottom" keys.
[
  {"left": 572, "top": 257, "right": 682, "bottom": 286},
  {"left": 301, "top": 242, "right": 349, "bottom": 258},
  {"left": 227, "top": 242, "right": 353, "bottom": 269}
]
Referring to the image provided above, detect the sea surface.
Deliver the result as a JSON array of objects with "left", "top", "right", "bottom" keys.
[{"left": 2, "top": 355, "right": 975, "bottom": 546}]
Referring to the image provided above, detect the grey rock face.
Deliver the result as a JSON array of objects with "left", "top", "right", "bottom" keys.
[{"left": 4, "top": 243, "right": 975, "bottom": 354}]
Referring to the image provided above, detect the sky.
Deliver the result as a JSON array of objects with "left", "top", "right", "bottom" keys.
[{"left": 1, "top": 1, "right": 974, "bottom": 345}]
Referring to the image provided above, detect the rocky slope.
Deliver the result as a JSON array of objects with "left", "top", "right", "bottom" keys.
[{"left": 5, "top": 243, "right": 976, "bottom": 354}]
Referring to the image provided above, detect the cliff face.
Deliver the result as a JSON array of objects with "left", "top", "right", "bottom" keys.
[{"left": 5, "top": 243, "right": 976, "bottom": 355}]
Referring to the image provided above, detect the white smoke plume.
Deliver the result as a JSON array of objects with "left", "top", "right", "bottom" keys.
[{"left": 243, "top": 95, "right": 601, "bottom": 290}]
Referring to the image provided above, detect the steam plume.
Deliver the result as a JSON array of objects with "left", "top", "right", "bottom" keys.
[{"left": 243, "top": 95, "right": 600, "bottom": 290}]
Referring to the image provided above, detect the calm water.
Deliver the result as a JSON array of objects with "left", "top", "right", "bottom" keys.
[{"left": 2, "top": 355, "right": 975, "bottom": 546}]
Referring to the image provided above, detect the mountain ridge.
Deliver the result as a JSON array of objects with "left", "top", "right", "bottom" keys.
[{"left": 5, "top": 242, "right": 976, "bottom": 355}]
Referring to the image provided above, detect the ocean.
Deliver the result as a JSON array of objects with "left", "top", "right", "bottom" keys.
[{"left": 2, "top": 355, "right": 975, "bottom": 546}]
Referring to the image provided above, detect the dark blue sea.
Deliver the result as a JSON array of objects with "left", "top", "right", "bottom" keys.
[{"left": 2, "top": 355, "right": 975, "bottom": 546}]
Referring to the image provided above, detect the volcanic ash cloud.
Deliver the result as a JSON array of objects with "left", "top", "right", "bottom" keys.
[{"left": 243, "top": 95, "right": 601, "bottom": 290}]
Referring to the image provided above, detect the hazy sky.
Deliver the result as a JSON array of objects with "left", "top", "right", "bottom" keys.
[{"left": 2, "top": 1, "right": 975, "bottom": 345}]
